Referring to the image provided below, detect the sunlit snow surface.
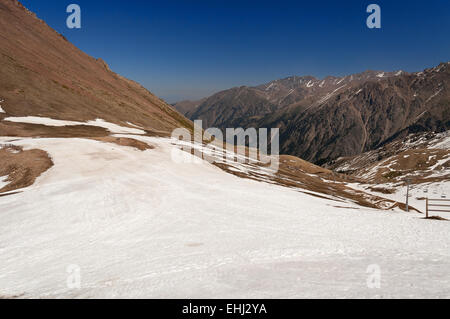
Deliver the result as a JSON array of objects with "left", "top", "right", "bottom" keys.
[
  {"left": 0, "top": 136, "right": 449, "bottom": 298},
  {"left": 3, "top": 116, "right": 145, "bottom": 134},
  {"left": 432, "top": 132, "right": 450, "bottom": 150}
]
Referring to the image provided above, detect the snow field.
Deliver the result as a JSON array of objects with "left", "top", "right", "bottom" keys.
[{"left": 0, "top": 136, "right": 449, "bottom": 298}]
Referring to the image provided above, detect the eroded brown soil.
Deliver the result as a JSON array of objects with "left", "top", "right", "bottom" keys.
[
  {"left": 91, "top": 136, "right": 154, "bottom": 151},
  {"left": 0, "top": 144, "right": 53, "bottom": 193}
]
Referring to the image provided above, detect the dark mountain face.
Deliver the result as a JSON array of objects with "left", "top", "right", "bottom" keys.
[
  {"left": 189, "top": 86, "right": 280, "bottom": 129},
  {"left": 274, "top": 64, "right": 450, "bottom": 164},
  {"left": 181, "top": 64, "right": 450, "bottom": 165},
  {"left": 172, "top": 98, "right": 205, "bottom": 119}
]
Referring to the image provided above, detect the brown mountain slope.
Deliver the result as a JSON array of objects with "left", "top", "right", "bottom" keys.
[{"left": 0, "top": 0, "right": 191, "bottom": 136}]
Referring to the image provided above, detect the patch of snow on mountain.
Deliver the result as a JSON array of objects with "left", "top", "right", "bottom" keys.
[
  {"left": 285, "top": 89, "right": 294, "bottom": 98},
  {"left": 432, "top": 133, "right": 450, "bottom": 150},
  {"left": 126, "top": 122, "right": 144, "bottom": 129},
  {"left": 336, "top": 77, "right": 346, "bottom": 85},
  {"left": 0, "top": 175, "right": 10, "bottom": 189},
  {"left": 88, "top": 119, "right": 146, "bottom": 134},
  {"left": 426, "top": 88, "right": 443, "bottom": 103},
  {"left": 265, "top": 83, "right": 276, "bottom": 91},
  {"left": 4, "top": 116, "right": 84, "bottom": 127},
  {"left": 429, "top": 156, "right": 450, "bottom": 171},
  {"left": 317, "top": 85, "right": 347, "bottom": 105},
  {"left": 3, "top": 116, "right": 145, "bottom": 134}
]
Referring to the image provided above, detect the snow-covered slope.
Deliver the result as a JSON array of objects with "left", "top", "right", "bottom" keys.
[{"left": 1, "top": 136, "right": 449, "bottom": 298}]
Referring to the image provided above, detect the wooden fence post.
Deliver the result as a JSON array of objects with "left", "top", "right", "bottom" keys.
[{"left": 426, "top": 197, "right": 429, "bottom": 219}]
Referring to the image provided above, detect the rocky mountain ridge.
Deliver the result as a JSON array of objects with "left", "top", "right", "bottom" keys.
[{"left": 176, "top": 63, "right": 450, "bottom": 165}]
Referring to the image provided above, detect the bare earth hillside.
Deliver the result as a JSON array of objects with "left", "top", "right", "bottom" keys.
[{"left": 0, "top": 0, "right": 191, "bottom": 136}]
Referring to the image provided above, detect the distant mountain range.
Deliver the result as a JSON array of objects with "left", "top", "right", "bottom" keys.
[{"left": 174, "top": 64, "right": 450, "bottom": 165}]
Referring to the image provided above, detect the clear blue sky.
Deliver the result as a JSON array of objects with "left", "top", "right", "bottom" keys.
[{"left": 21, "top": 0, "right": 450, "bottom": 103}]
